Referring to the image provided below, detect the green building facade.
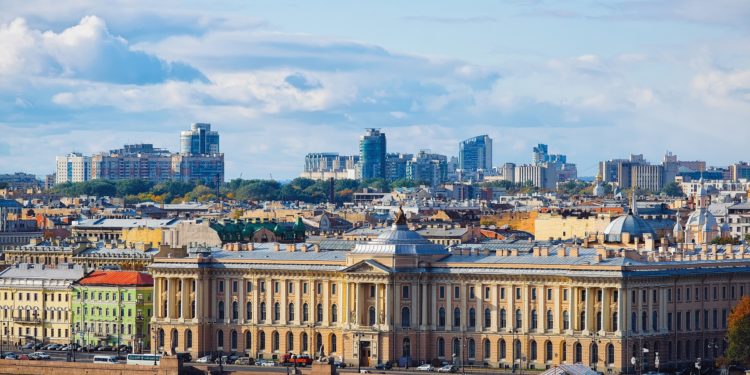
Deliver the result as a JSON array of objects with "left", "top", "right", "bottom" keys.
[{"left": 71, "top": 271, "right": 153, "bottom": 351}]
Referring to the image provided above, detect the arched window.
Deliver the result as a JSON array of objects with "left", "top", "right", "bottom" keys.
[
  {"left": 287, "top": 332, "right": 294, "bottom": 352},
  {"left": 316, "top": 333, "right": 322, "bottom": 353},
  {"left": 272, "top": 331, "right": 280, "bottom": 351},
  {"left": 607, "top": 344, "right": 615, "bottom": 364},
  {"left": 232, "top": 301, "right": 239, "bottom": 320},
  {"left": 245, "top": 331, "right": 252, "bottom": 349},
  {"left": 499, "top": 339, "right": 506, "bottom": 359},
  {"left": 484, "top": 308, "right": 491, "bottom": 329},
  {"left": 303, "top": 303, "right": 309, "bottom": 322},
  {"left": 574, "top": 342, "right": 582, "bottom": 363},
  {"left": 514, "top": 340, "right": 521, "bottom": 360},
  {"left": 158, "top": 329, "right": 165, "bottom": 348},
  {"left": 546, "top": 310, "right": 553, "bottom": 330},
  {"left": 468, "top": 339, "right": 476, "bottom": 359},
  {"left": 500, "top": 309, "right": 507, "bottom": 328},
  {"left": 369, "top": 306, "right": 376, "bottom": 325},
  {"left": 453, "top": 338, "right": 460, "bottom": 357},
  {"left": 632, "top": 311, "right": 638, "bottom": 332},
  {"left": 186, "top": 329, "right": 193, "bottom": 349},
  {"left": 316, "top": 304, "right": 323, "bottom": 322},
  {"left": 217, "top": 330, "right": 224, "bottom": 348},
  {"left": 438, "top": 338, "right": 445, "bottom": 357},
  {"left": 469, "top": 308, "right": 476, "bottom": 328},
  {"left": 260, "top": 302, "right": 267, "bottom": 321},
  {"left": 273, "top": 302, "right": 280, "bottom": 321},
  {"left": 563, "top": 310, "right": 570, "bottom": 330},
  {"left": 331, "top": 334, "right": 337, "bottom": 353},
  {"left": 218, "top": 301, "right": 225, "bottom": 319},
  {"left": 439, "top": 307, "right": 446, "bottom": 327},
  {"left": 652, "top": 311, "right": 658, "bottom": 332},
  {"left": 191, "top": 301, "right": 196, "bottom": 318},
  {"left": 596, "top": 311, "right": 602, "bottom": 331},
  {"left": 612, "top": 312, "right": 618, "bottom": 331},
  {"left": 288, "top": 303, "right": 295, "bottom": 321},
  {"left": 642, "top": 311, "right": 648, "bottom": 331},
  {"left": 231, "top": 330, "right": 238, "bottom": 350},
  {"left": 590, "top": 342, "right": 598, "bottom": 364},
  {"left": 579, "top": 312, "right": 586, "bottom": 331},
  {"left": 246, "top": 302, "right": 252, "bottom": 320},
  {"left": 561, "top": 341, "right": 567, "bottom": 361},
  {"left": 515, "top": 309, "right": 522, "bottom": 329},
  {"left": 531, "top": 309, "right": 538, "bottom": 330},
  {"left": 259, "top": 331, "right": 266, "bottom": 350},
  {"left": 401, "top": 307, "right": 411, "bottom": 328},
  {"left": 483, "top": 339, "right": 490, "bottom": 360},
  {"left": 331, "top": 304, "right": 338, "bottom": 322},
  {"left": 302, "top": 332, "right": 309, "bottom": 352},
  {"left": 530, "top": 340, "right": 537, "bottom": 361},
  {"left": 403, "top": 338, "right": 411, "bottom": 358},
  {"left": 545, "top": 341, "right": 552, "bottom": 361},
  {"left": 454, "top": 308, "right": 461, "bottom": 327}
]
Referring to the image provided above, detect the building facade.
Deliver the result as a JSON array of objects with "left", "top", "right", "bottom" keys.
[
  {"left": 180, "top": 123, "right": 220, "bottom": 155},
  {"left": 55, "top": 153, "right": 91, "bottom": 184},
  {"left": 148, "top": 210, "right": 750, "bottom": 373},
  {"left": 358, "top": 129, "right": 387, "bottom": 180},
  {"left": 459, "top": 135, "right": 493, "bottom": 176},
  {"left": 71, "top": 271, "right": 153, "bottom": 351},
  {"left": 0, "top": 263, "right": 84, "bottom": 346}
]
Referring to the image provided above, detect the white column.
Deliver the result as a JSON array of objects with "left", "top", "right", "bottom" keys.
[
  {"left": 461, "top": 284, "right": 468, "bottom": 331},
  {"left": 522, "top": 285, "right": 530, "bottom": 333},
  {"left": 344, "top": 282, "right": 350, "bottom": 326},
  {"left": 537, "top": 286, "right": 545, "bottom": 333},
  {"left": 166, "top": 278, "right": 173, "bottom": 319},
  {"left": 600, "top": 288, "right": 610, "bottom": 334},
  {"left": 507, "top": 284, "right": 514, "bottom": 332},
  {"left": 355, "top": 283, "right": 361, "bottom": 326},
  {"left": 385, "top": 283, "right": 392, "bottom": 330},
  {"left": 569, "top": 286, "right": 577, "bottom": 332},
  {"left": 553, "top": 285, "right": 561, "bottom": 333},
  {"left": 374, "top": 283, "right": 380, "bottom": 326},
  {"left": 225, "top": 277, "right": 231, "bottom": 323},
  {"left": 490, "top": 285, "right": 498, "bottom": 331},
  {"left": 615, "top": 288, "right": 624, "bottom": 336},
  {"left": 265, "top": 278, "right": 273, "bottom": 323},
  {"left": 583, "top": 287, "right": 592, "bottom": 334},
  {"left": 446, "top": 284, "right": 453, "bottom": 331},
  {"left": 432, "top": 284, "right": 438, "bottom": 329},
  {"left": 194, "top": 277, "right": 201, "bottom": 321},
  {"left": 336, "top": 280, "right": 342, "bottom": 326},
  {"left": 411, "top": 282, "right": 419, "bottom": 328},
  {"left": 281, "top": 279, "right": 288, "bottom": 324},
  {"left": 323, "top": 280, "right": 330, "bottom": 326},
  {"left": 475, "top": 283, "right": 483, "bottom": 332},
  {"left": 252, "top": 278, "right": 259, "bottom": 324},
  {"left": 660, "top": 287, "right": 667, "bottom": 332},
  {"left": 310, "top": 278, "right": 317, "bottom": 323},
  {"left": 238, "top": 278, "right": 246, "bottom": 323}
]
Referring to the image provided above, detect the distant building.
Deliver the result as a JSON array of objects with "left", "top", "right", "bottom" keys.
[
  {"left": 385, "top": 153, "right": 412, "bottom": 181},
  {"left": 459, "top": 135, "right": 492, "bottom": 177},
  {"left": 180, "top": 123, "right": 220, "bottom": 155},
  {"left": 301, "top": 153, "right": 359, "bottom": 180},
  {"left": 55, "top": 153, "right": 91, "bottom": 184},
  {"left": 0, "top": 172, "right": 40, "bottom": 189},
  {"left": 532, "top": 143, "right": 566, "bottom": 165},
  {"left": 730, "top": 162, "right": 750, "bottom": 181},
  {"left": 631, "top": 164, "right": 664, "bottom": 192},
  {"left": 91, "top": 144, "right": 173, "bottom": 183},
  {"left": 358, "top": 128, "right": 386, "bottom": 180},
  {"left": 407, "top": 151, "right": 447, "bottom": 187}
]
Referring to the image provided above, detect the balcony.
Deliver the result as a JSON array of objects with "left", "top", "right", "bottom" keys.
[{"left": 13, "top": 317, "right": 41, "bottom": 324}]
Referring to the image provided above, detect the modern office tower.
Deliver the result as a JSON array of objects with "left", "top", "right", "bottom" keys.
[
  {"left": 532, "top": 143, "right": 566, "bottom": 165},
  {"left": 305, "top": 153, "right": 341, "bottom": 173},
  {"left": 631, "top": 164, "right": 665, "bottom": 192},
  {"left": 407, "top": 150, "right": 447, "bottom": 187},
  {"left": 385, "top": 153, "right": 412, "bottom": 181},
  {"left": 459, "top": 135, "right": 493, "bottom": 174},
  {"left": 358, "top": 128, "right": 386, "bottom": 180},
  {"left": 55, "top": 153, "right": 91, "bottom": 184},
  {"left": 180, "top": 123, "right": 220, "bottom": 155},
  {"left": 729, "top": 162, "right": 750, "bottom": 181}
]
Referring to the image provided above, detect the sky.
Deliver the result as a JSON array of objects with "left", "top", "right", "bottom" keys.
[{"left": 1, "top": 0, "right": 749, "bottom": 179}]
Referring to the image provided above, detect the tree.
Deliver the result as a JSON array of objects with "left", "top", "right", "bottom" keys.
[
  {"left": 662, "top": 182, "right": 684, "bottom": 197},
  {"left": 727, "top": 296, "right": 750, "bottom": 365}
]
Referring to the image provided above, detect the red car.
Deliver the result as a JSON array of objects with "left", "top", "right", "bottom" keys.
[{"left": 280, "top": 354, "right": 313, "bottom": 367}]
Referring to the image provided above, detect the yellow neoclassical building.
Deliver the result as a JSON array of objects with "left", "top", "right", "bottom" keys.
[
  {"left": 0, "top": 263, "right": 85, "bottom": 346},
  {"left": 149, "top": 210, "right": 750, "bottom": 373}
]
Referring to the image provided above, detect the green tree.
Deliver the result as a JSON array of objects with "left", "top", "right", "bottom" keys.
[
  {"left": 727, "top": 296, "right": 750, "bottom": 365},
  {"left": 662, "top": 182, "right": 684, "bottom": 197}
]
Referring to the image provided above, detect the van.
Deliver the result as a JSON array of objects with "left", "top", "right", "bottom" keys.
[{"left": 93, "top": 355, "right": 118, "bottom": 364}]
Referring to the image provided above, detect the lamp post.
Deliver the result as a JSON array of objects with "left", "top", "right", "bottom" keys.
[{"left": 354, "top": 332, "right": 364, "bottom": 373}]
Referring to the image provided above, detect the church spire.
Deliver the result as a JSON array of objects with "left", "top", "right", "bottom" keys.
[{"left": 394, "top": 205, "right": 407, "bottom": 226}]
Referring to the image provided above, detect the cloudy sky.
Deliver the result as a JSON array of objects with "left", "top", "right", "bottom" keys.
[{"left": 1, "top": 0, "right": 749, "bottom": 179}]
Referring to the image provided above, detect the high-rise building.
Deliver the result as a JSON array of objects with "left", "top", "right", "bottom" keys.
[
  {"left": 305, "top": 153, "right": 341, "bottom": 173},
  {"left": 631, "top": 164, "right": 664, "bottom": 192},
  {"left": 407, "top": 150, "right": 447, "bottom": 187},
  {"left": 358, "top": 128, "right": 386, "bottom": 180},
  {"left": 92, "top": 144, "right": 173, "bottom": 183},
  {"left": 180, "top": 123, "right": 220, "bottom": 155},
  {"left": 532, "top": 143, "right": 566, "bottom": 165},
  {"left": 459, "top": 135, "right": 492, "bottom": 174},
  {"left": 385, "top": 153, "right": 412, "bottom": 181},
  {"left": 729, "top": 162, "right": 750, "bottom": 181},
  {"left": 55, "top": 153, "right": 91, "bottom": 184}
]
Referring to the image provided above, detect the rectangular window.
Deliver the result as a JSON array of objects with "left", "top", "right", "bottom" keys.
[
  {"left": 331, "top": 284, "right": 337, "bottom": 295},
  {"left": 722, "top": 286, "right": 727, "bottom": 300},
  {"left": 469, "top": 287, "right": 475, "bottom": 300},
  {"left": 454, "top": 286, "right": 460, "bottom": 299},
  {"left": 531, "top": 288, "right": 537, "bottom": 300},
  {"left": 232, "top": 281, "right": 238, "bottom": 293},
  {"left": 274, "top": 282, "right": 279, "bottom": 293},
  {"left": 547, "top": 288, "right": 552, "bottom": 301},
  {"left": 439, "top": 286, "right": 445, "bottom": 299},
  {"left": 370, "top": 286, "right": 376, "bottom": 298},
  {"left": 722, "top": 309, "right": 728, "bottom": 328},
  {"left": 676, "top": 288, "right": 681, "bottom": 301},
  {"left": 677, "top": 312, "right": 682, "bottom": 331},
  {"left": 260, "top": 281, "right": 266, "bottom": 292},
  {"left": 653, "top": 289, "right": 658, "bottom": 303},
  {"left": 303, "top": 283, "right": 308, "bottom": 294},
  {"left": 316, "top": 283, "right": 322, "bottom": 294},
  {"left": 741, "top": 286, "right": 745, "bottom": 297},
  {"left": 485, "top": 287, "right": 490, "bottom": 300},
  {"left": 500, "top": 287, "right": 506, "bottom": 300},
  {"left": 402, "top": 285, "right": 410, "bottom": 299},
  {"left": 686, "top": 288, "right": 691, "bottom": 301},
  {"left": 686, "top": 311, "right": 691, "bottom": 330},
  {"left": 515, "top": 287, "right": 521, "bottom": 300},
  {"left": 218, "top": 280, "right": 224, "bottom": 293},
  {"left": 246, "top": 281, "right": 253, "bottom": 292},
  {"left": 563, "top": 289, "right": 568, "bottom": 301},
  {"left": 667, "top": 312, "right": 673, "bottom": 331},
  {"left": 668, "top": 289, "right": 672, "bottom": 302},
  {"left": 642, "top": 290, "right": 647, "bottom": 303},
  {"left": 288, "top": 282, "right": 294, "bottom": 294}
]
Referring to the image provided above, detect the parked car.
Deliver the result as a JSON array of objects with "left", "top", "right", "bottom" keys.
[
  {"left": 96, "top": 345, "right": 113, "bottom": 352},
  {"left": 18, "top": 354, "right": 29, "bottom": 360},
  {"left": 260, "top": 360, "right": 277, "bottom": 366},
  {"left": 175, "top": 352, "right": 192, "bottom": 362},
  {"left": 375, "top": 362, "right": 393, "bottom": 370},
  {"left": 235, "top": 357, "right": 253, "bottom": 365},
  {"left": 226, "top": 354, "right": 240, "bottom": 364},
  {"left": 2, "top": 352, "right": 18, "bottom": 360},
  {"left": 195, "top": 355, "right": 212, "bottom": 363},
  {"left": 417, "top": 363, "right": 435, "bottom": 371},
  {"left": 32, "top": 344, "right": 43, "bottom": 350},
  {"left": 437, "top": 365, "right": 459, "bottom": 373},
  {"left": 29, "top": 352, "right": 50, "bottom": 360},
  {"left": 334, "top": 360, "right": 346, "bottom": 368},
  {"left": 21, "top": 343, "right": 33, "bottom": 350}
]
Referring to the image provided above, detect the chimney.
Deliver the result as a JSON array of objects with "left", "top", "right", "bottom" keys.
[
  {"left": 301, "top": 244, "right": 308, "bottom": 253},
  {"left": 532, "top": 247, "right": 540, "bottom": 257},
  {"left": 558, "top": 247, "right": 566, "bottom": 257},
  {"left": 570, "top": 246, "right": 579, "bottom": 257},
  {"left": 273, "top": 243, "right": 280, "bottom": 252},
  {"left": 313, "top": 244, "right": 321, "bottom": 252},
  {"left": 510, "top": 249, "right": 518, "bottom": 256},
  {"left": 540, "top": 247, "right": 549, "bottom": 257},
  {"left": 286, "top": 244, "right": 295, "bottom": 252},
  {"left": 596, "top": 246, "right": 607, "bottom": 259}
]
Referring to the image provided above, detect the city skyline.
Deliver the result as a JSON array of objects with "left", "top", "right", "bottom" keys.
[{"left": 2, "top": 1, "right": 750, "bottom": 179}]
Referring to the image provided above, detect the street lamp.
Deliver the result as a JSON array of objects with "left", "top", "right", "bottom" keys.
[{"left": 354, "top": 332, "right": 365, "bottom": 373}]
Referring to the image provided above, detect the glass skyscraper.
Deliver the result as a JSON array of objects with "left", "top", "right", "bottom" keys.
[
  {"left": 459, "top": 135, "right": 492, "bottom": 173},
  {"left": 358, "top": 128, "right": 387, "bottom": 180},
  {"left": 180, "top": 123, "right": 220, "bottom": 155}
]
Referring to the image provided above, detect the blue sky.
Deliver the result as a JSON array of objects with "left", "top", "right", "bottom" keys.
[{"left": 1, "top": 0, "right": 749, "bottom": 179}]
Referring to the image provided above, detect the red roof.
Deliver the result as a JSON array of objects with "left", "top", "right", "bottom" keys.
[{"left": 79, "top": 271, "right": 153, "bottom": 286}]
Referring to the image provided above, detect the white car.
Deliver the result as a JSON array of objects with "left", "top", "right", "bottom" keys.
[
  {"left": 31, "top": 352, "right": 50, "bottom": 360},
  {"left": 261, "top": 360, "right": 277, "bottom": 366},
  {"left": 195, "top": 355, "right": 212, "bottom": 363},
  {"left": 417, "top": 364, "right": 434, "bottom": 371}
]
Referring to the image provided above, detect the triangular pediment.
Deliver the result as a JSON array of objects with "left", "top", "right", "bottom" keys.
[{"left": 342, "top": 259, "right": 392, "bottom": 274}]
